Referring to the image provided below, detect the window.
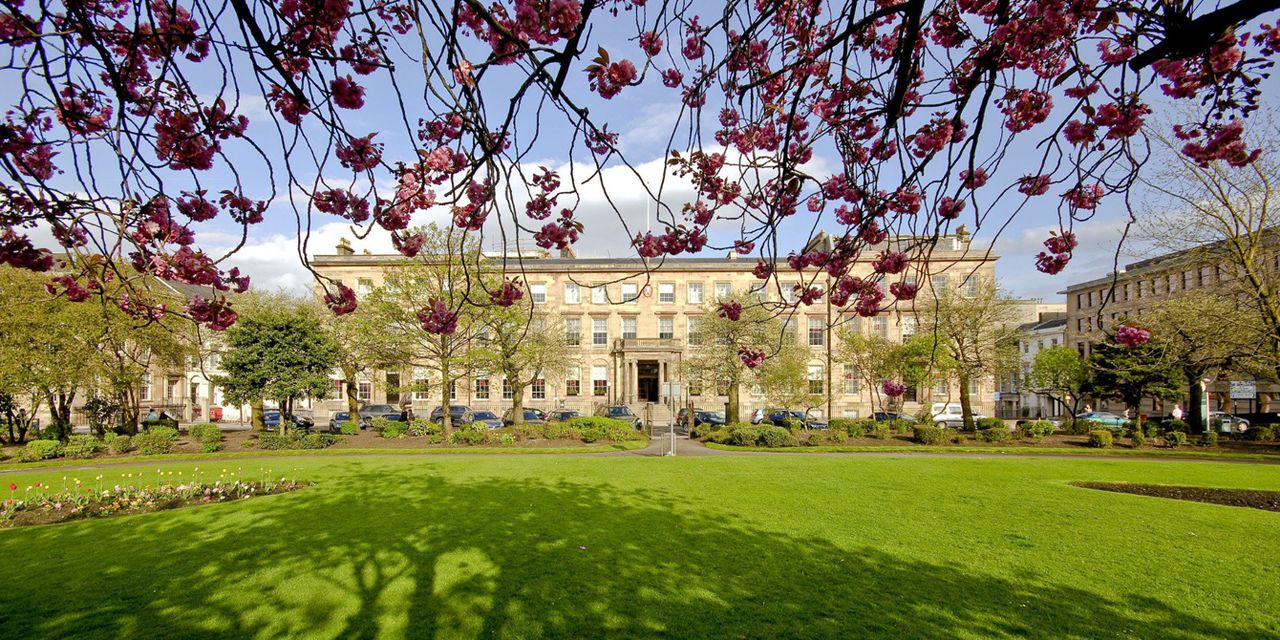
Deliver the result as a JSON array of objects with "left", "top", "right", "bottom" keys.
[
  {"left": 843, "top": 367, "right": 859, "bottom": 395},
  {"left": 414, "top": 378, "right": 430, "bottom": 400},
  {"left": 1138, "top": 280, "right": 1147, "bottom": 297},
  {"left": 715, "top": 377, "right": 730, "bottom": 396},
  {"left": 1200, "top": 265, "right": 1212, "bottom": 286},
  {"left": 591, "top": 365, "right": 608, "bottom": 396},
  {"left": 687, "top": 282, "right": 703, "bottom": 304},
  {"left": 592, "top": 318, "right": 608, "bottom": 346},
  {"left": 688, "top": 377, "right": 702, "bottom": 396},
  {"left": 622, "top": 317, "right": 638, "bottom": 339},
  {"left": 502, "top": 378, "right": 513, "bottom": 400},
  {"left": 333, "top": 379, "right": 346, "bottom": 400},
  {"left": 358, "top": 382, "right": 372, "bottom": 402},
  {"left": 659, "top": 317, "right": 674, "bottom": 339},
  {"left": 566, "top": 367, "right": 580, "bottom": 396},
  {"left": 165, "top": 378, "right": 178, "bottom": 401},
  {"left": 808, "top": 365, "right": 824, "bottom": 395},
  {"left": 1123, "top": 282, "right": 1132, "bottom": 300},
  {"left": 751, "top": 383, "right": 764, "bottom": 397},
  {"left": 1051, "top": 338, "right": 1059, "bottom": 347},
  {"left": 1087, "top": 291, "right": 1094, "bottom": 307},
  {"left": 714, "top": 282, "right": 732, "bottom": 300},
  {"left": 782, "top": 286, "right": 796, "bottom": 304},
  {"left": 961, "top": 277, "right": 979, "bottom": 298},
  {"left": 565, "top": 317, "right": 581, "bottom": 346},
  {"left": 475, "top": 376, "right": 490, "bottom": 400},
  {"left": 872, "top": 316, "right": 888, "bottom": 338},
  {"left": 532, "top": 378, "right": 546, "bottom": 400},
  {"left": 357, "top": 278, "right": 373, "bottom": 298},
  {"left": 1022, "top": 342, "right": 1030, "bottom": 354},
  {"left": 1037, "top": 340, "right": 1045, "bottom": 351},
  {"left": 900, "top": 316, "right": 917, "bottom": 340},
  {"left": 782, "top": 317, "right": 796, "bottom": 340},
  {"left": 932, "top": 377, "right": 948, "bottom": 396},
  {"left": 659, "top": 283, "right": 675, "bottom": 303},
  {"left": 592, "top": 285, "right": 607, "bottom": 304},
  {"left": 808, "top": 318, "right": 825, "bottom": 346},
  {"left": 1076, "top": 293, "right": 1085, "bottom": 308},
  {"left": 1183, "top": 270, "right": 1194, "bottom": 290},
  {"left": 687, "top": 317, "right": 702, "bottom": 346},
  {"left": 750, "top": 283, "right": 768, "bottom": 303},
  {"left": 139, "top": 374, "right": 151, "bottom": 401},
  {"left": 530, "top": 283, "right": 546, "bottom": 304},
  {"left": 931, "top": 275, "right": 947, "bottom": 293},
  {"left": 968, "top": 378, "right": 980, "bottom": 395},
  {"left": 449, "top": 379, "right": 457, "bottom": 401},
  {"left": 564, "top": 283, "right": 580, "bottom": 304},
  {"left": 621, "top": 283, "right": 639, "bottom": 302}
]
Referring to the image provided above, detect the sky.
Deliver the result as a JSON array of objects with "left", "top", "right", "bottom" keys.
[{"left": 14, "top": 3, "right": 1279, "bottom": 304}]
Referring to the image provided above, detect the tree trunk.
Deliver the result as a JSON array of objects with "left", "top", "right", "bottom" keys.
[
  {"left": 344, "top": 367, "right": 360, "bottom": 429},
  {"left": 281, "top": 396, "right": 292, "bottom": 437},
  {"left": 726, "top": 380, "right": 740, "bottom": 424},
  {"left": 511, "top": 378, "right": 526, "bottom": 424},
  {"left": 1185, "top": 371, "right": 1205, "bottom": 433},
  {"left": 251, "top": 399, "right": 266, "bottom": 432},
  {"left": 958, "top": 372, "right": 974, "bottom": 431},
  {"left": 441, "top": 361, "right": 453, "bottom": 435}
]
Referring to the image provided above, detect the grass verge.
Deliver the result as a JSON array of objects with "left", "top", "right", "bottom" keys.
[{"left": 703, "top": 442, "right": 1280, "bottom": 461}]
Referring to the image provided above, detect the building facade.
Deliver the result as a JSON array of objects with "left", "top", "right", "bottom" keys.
[
  {"left": 997, "top": 314, "right": 1067, "bottom": 420},
  {"left": 309, "top": 234, "right": 1002, "bottom": 423}
]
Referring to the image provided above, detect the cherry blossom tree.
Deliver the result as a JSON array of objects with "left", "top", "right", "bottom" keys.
[{"left": 3, "top": 0, "right": 1280, "bottom": 344}]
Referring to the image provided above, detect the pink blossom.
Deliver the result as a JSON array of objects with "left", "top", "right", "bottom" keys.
[
  {"left": 937, "top": 197, "right": 965, "bottom": 219},
  {"left": 882, "top": 380, "right": 905, "bottom": 397},
  {"left": 640, "top": 31, "right": 662, "bottom": 57},
  {"left": 752, "top": 260, "right": 773, "bottom": 280},
  {"left": 1064, "top": 184, "right": 1103, "bottom": 210},
  {"left": 324, "top": 283, "right": 358, "bottom": 315},
  {"left": 1035, "top": 252, "right": 1070, "bottom": 275},
  {"left": 1017, "top": 175, "right": 1052, "bottom": 196},
  {"left": 889, "top": 281, "right": 918, "bottom": 301},
  {"left": 872, "top": 251, "right": 909, "bottom": 274},
  {"left": 717, "top": 301, "right": 742, "bottom": 321},
  {"left": 417, "top": 299, "right": 458, "bottom": 334},
  {"left": 739, "top": 348, "right": 765, "bottom": 369},
  {"left": 1043, "top": 231, "right": 1077, "bottom": 254},
  {"left": 661, "top": 68, "right": 683, "bottom": 88},
  {"left": 489, "top": 279, "right": 525, "bottom": 306},
  {"left": 1115, "top": 324, "right": 1151, "bottom": 348},
  {"left": 330, "top": 76, "right": 365, "bottom": 109},
  {"left": 336, "top": 133, "right": 382, "bottom": 171}
]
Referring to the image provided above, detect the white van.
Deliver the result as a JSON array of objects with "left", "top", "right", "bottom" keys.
[{"left": 930, "top": 403, "right": 988, "bottom": 428}]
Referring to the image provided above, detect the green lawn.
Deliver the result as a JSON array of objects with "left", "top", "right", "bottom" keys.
[{"left": 1, "top": 455, "right": 1278, "bottom": 639}]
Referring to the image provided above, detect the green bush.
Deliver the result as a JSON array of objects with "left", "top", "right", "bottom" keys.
[
  {"left": 828, "top": 418, "right": 858, "bottom": 434},
  {"left": 978, "top": 426, "right": 1011, "bottom": 443},
  {"left": 498, "top": 433, "right": 516, "bottom": 445},
  {"left": 1131, "top": 429, "right": 1146, "bottom": 448},
  {"left": 1244, "top": 425, "right": 1276, "bottom": 442},
  {"left": 577, "top": 425, "right": 605, "bottom": 442},
  {"left": 188, "top": 423, "right": 222, "bottom": 453},
  {"left": 134, "top": 428, "right": 177, "bottom": 455},
  {"left": 870, "top": 422, "right": 892, "bottom": 439},
  {"left": 780, "top": 417, "right": 804, "bottom": 431},
  {"left": 142, "top": 417, "right": 179, "bottom": 431},
  {"left": 707, "top": 428, "right": 733, "bottom": 445},
  {"left": 407, "top": 419, "right": 441, "bottom": 437},
  {"left": 380, "top": 420, "right": 409, "bottom": 438},
  {"left": 1020, "top": 421, "right": 1055, "bottom": 440},
  {"left": 18, "top": 439, "right": 64, "bottom": 462},
  {"left": 913, "top": 426, "right": 944, "bottom": 445},
  {"left": 691, "top": 422, "right": 714, "bottom": 439},
  {"left": 729, "top": 426, "right": 764, "bottom": 446},
  {"left": 1088, "top": 429, "right": 1113, "bottom": 448},
  {"left": 448, "top": 425, "right": 487, "bottom": 445},
  {"left": 63, "top": 434, "right": 104, "bottom": 459},
  {"left": 567, "top": 417, "right": 638, "bottom": 442},
  {"left": 1163, "top": 418, "right": 1188, "bottom": 433},
  {"left": 542, "top": 421, "right": 575, "bottom": 440},
  {"left": 825, "top": 429, "right": 848, "bottom": 444},
  {"left": 976, "top": 417, "right": 1005, "bottom": 431},
  {"left": 512, "top": 423, "right": 542, "bottom": 440},
  {"left": 762, "top": 426, "right": 799, "bottom": 447},
  {"left": 1164, "top": 431, "right": 1187, "bottom": 448},
  {"left": 428, "top": 434, "right": 445, "bottom": 444},
  {"left": 1200, "top": 431, "right": 1219, "bottom": 447},
  {"left": 1145, "top": 423, "right": 1160, "bottom": 438},
  {"left": 106, "top": 433, "right": 133, "bottom": 455},
  {"left": 1067, "top": 419, "right": 1100, "bottom": 435},
  {"left": 340, "top": 421, "right": 359, "bottom": 435},
  {"left": 299, "top": 433, "right": 337, "bottom": 449}
]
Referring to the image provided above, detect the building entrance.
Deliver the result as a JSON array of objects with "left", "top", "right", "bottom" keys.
[{"left": 637, "top": 360, "right": 660, "bottom": 402}]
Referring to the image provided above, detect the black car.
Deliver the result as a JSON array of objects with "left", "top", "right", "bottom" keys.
[
  {"left": 595, "top": 405, "right": 644, "bottom": 429},
  {"left": 502, "top": 408, "right": 546, "bottom": 426},
  {"left": 765, "top": 409, "right": 828, "bottom": 430},
  {"left": 546, "top": 409, "right": 581, "bottom": 422},
  {"left": 263, "top": 410, "right": 314, "bottom": 432},
  {"left": 872, "top": 412, "right": 916, "bottom": 423},
  {"left": 430, "top": 405, "right": 474, "bottom": 424},
  {"left": 677, "top": 408, "right": 726, "bottom": 427},
  {"left": 470, "top": 410, "right": 505, "bottom": 429},
  {"left": 358, "top": 404, "right": 404, "bottom": 427}
]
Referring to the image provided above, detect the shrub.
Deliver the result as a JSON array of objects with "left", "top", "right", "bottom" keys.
[
  {"left": 18, "top": 439, "right": 63, "bottom": 462},
  {"left": 691, "top": 422, "right": 714, "bottom": 439},
  {"left": 1245, "top": 425, "right": 1276, "bottom": 442},
  {"left": 729, "top": 426, "right": 764, "bottom": 447},
  {"left": 498, "top": 433, "right": 516, "bottom": 445},
  {"left": 978, "top": 426, "right": 1011, "bottom": 443},
  {"left": 299, "top": 434, "right": 337, "bottom": 449},
  {"left": 428, "top": 434, "right": 445, "bottom": 444},
  {"left": 825, "top": 429, "right": 848, "bottom": 445},
  {"left": 1164, "top": 431, "right": 1187, "bottom": 448},
  {"left": 1068, "top": 419, "right": 1099, "bottom": 435},
  {"left": 63, "top": 434, "right": 104, "bottom": 459},
  {"left": 1200, "top": 431, "right": 1219, "bottom": 447},
  {"left": 188, "top": 423, "right": 222, "bottom": 453},
  {"left": 1130, "top": 429, "right": 1146, "bottom": 448},
  {"left": 1088, "top": 429, "right": 1113, "bottom": 448},
  {"left": 448, "top": 424, "right": 486, "bottom": 445},
  {"left": 380, "top": 421, "right": 409, "bottom": 439},
  {"left": 407, "top": 419, "right": 441, "bottom": 437},
  {"left": 257, "top": 434, "right": 292, "bottom": 450},
  {"left": 913, "top": 425, "right": 944, "bottom": 445},
  {"left": 340, "top": 421, "right": 359, "bottom": 435},
  {"left": 976, "top": 417, "right": 1005, "bottom": 431},
  {"left": 512, "top": 423, "right": 541, "bottom": 440},
  {"left": 542, "top": 422, "right": 574, "bottom": 440},
  {"left": 780, "top": 417, "right": 805, "bottom": 431},
  {"left": 567, "top": 417, "right": 638, "bottom": 442},
  {"left": 870, "top": 422, "right": 892, "bottom": 439},
  {"left": 761, "top": 426, "right": 799, "bottom": 447},
  {"left": 1145, "top": 424, "right": 1160, "bottom": 438},
  {"left": 1020, "top": 420, "right": 1055, "bottom": 440},
  {"left": 106, "top": 433, "right": 133, "bottom": 455},
  {"left": 707, "top": 428, "right": 733, "bottom": 445},
  {"left": 1163, "top": 418, "right": 1188, "bottom": 433},
  {"left": 134, "top": 428, "right": 177, "bottom": 455},
  {"left": 142, "top": 417, "right": 179, "bottom": 431},
  {"left": 828, "top": 418, "right": 858, "bottom": 434},
  {"left": 577, "top": 425, "right": 605, "bottom": 443}
]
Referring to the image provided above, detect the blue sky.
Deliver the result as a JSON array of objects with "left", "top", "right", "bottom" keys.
[{"left": 14, "top": 5, "right": 1279, "bottom": 303}]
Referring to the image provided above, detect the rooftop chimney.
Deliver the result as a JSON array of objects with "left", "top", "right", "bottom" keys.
[
  {"left": 559, "top": 246, "right": 576, "bottom": 258},
  {"left": 335, "top": 238, "right": 354, "bottom": 256}
]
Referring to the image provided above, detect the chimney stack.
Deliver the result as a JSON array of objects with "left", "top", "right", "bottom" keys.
[
  {"left": 335, "top": 238, "right": 354, "bottom": 256},
  {"left": 559, "top": 246, "right": 576, "bottom": 258}
]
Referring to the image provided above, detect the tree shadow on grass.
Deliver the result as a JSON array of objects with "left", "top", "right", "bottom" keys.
[{"left": 0, "top": 460, "right": 1262, "bottom": 639}]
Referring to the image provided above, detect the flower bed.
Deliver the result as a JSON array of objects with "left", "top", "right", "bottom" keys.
[{"left": 1, "top": 475, "right": 306, "bottom": 528}]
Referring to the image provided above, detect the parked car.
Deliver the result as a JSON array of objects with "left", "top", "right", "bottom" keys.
[
  {"left": 502, "top": 408, "right": 547, "bottom": 426},
  {"left": 546, "top": 409, "right": 581, "bottom": 422},
  {"left": 930, "top": 403, "right": 989, "bottom": 429},
  {"left": 872, "top": 411, "right": 916, "bottom": 423},
  {"left": 1075, "top": 411, "right": 1127, "bottom": 428},
  {"left": 749, "top": 408, "right": 766, "bottom": 424},
  {"left": 327, "top": 411, "right": 357, "bottom": 433},
  {"left": 263, "top": 410, "right": 314, "bottom": 432},
  {"left": 594, "top": 405, "right": 644, "bottom": 429},
  {"left": 470, "top": 410, "right": 505, "bottom": 429},
  {"left": 358, "top": 404, "right": 404, "bottom": 427},
  {"left": 677, "top": 409, "right": 726, "bottom": 428},
  {"left": 1209, "top": 411, "right": 1250, "bottom": 432},
  {"left": 764, "top": 409, "right": 828, "bottom": 430},
  {"left": 429, "top": 405, "right": 474, "bottom": 425}
]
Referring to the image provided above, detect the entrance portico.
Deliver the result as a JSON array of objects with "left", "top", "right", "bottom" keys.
[{"left": 612, "top": 338, "right": 682, "bottom": 405}]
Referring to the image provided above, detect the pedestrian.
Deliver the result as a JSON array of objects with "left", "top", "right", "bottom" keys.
[
  {"left": 1171, "top": 404, "right": 1184, "bottom": 421},
  {"left": 1084, "top": 403, "right": 1092, "bottom": 413},
  {"left": 406, "top": 406, "right": 415, "bottom": 422}
]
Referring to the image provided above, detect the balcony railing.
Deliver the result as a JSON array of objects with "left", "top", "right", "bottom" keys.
[{"left": 614, "top": 338, "right": 682, "bottom": 351}]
